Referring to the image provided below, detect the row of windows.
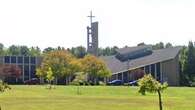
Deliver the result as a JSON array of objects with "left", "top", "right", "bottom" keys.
[
  {"left": 4, "top": 56, "right": 36, "bottom": 64},
  {"left": 144, "top": 63, "right": 161, "bottom": 80},
  {"left": 18, "top": 65, "right": 36, "bottom": 80}
]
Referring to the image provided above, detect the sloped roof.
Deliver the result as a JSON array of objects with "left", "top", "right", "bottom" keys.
[{"left": 101, "top": 47, "right": 182, "bottom": 74}]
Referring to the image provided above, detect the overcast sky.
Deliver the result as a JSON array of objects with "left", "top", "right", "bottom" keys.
[{"left": 0, "top": 0, "right": 195, "bottom": 49}]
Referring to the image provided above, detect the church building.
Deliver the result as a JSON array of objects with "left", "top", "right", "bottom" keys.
[{"left": 101, "top": 45, "right": 181, "bottom": 86}]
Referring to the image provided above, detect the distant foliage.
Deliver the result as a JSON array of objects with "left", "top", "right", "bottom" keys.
[
  {"left": 179, "top": 41, "right": 195, "bottom": 86},
  {"left": 98, "top": 46, "right": 118, "bottom": 56}
]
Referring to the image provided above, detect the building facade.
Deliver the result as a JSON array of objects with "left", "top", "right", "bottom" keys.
[
  {"left": 0, "top": 56, "right": 42, "bottom": 83},
  {"left": 101, "top": 45, "right": 181, "bottom": 86}
]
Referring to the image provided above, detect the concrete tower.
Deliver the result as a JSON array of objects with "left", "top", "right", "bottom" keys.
[{"left": 87, "top": 11, "right": 98, "bottom": 56}]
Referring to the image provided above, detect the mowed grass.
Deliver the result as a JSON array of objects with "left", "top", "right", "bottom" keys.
[{"left": 0, "top": 85, "right": 195, "bottom": 110}]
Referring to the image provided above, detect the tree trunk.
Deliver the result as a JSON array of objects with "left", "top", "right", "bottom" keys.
[{"left": 157, "top": 90, "right": 163, "bottom": 110}]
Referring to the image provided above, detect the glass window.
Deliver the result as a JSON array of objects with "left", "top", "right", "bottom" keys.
[
  {"left": 24, "top": 65, "right": 29, "bottom": 80},
  {"left": 11, "top": 56, "right": 16, "bottom": 63},
  {"left": 30, "top": 65, "right": 36, "bottom": 78},
  {"left": 145, "top": 65, "right": 150, "bottom": 74},
  {"left": 4, "top": 56, "right": 10, "bottom": 63},
  {"left": 18, "top": 56, "right": 23, "bottom": 64},
  {"left": 30, "top": 57, "right": 36, "bottom": 64},
  {"left": 24, "top": 57, "right": 29, "bottom": 64},
  {"left": 156, "top": 63, "right": 161, "bottom": 81},
  {"left": 151, "top": 64, "right": 155, "bottom": 77},
  {"left": 118, "top": 73, "right": 122, "bottom": 80}
]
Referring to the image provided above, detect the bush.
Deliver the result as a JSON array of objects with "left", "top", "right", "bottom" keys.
[
  {"left": 99, "top": 81, "right": 106, "bottom": 86},
  {"left": 0, "top": 80, "right": 11, "bottom": 92},
  {"left": 189, "top": 81, "right": 195, "bottom": 87}
]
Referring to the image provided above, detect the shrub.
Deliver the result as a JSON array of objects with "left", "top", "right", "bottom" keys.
[
  {"left": 99, "top": 81, "right": 106, "bottom": 86},
  {"left": 0, "top": 80, "right": 11, "bottom": 93}
]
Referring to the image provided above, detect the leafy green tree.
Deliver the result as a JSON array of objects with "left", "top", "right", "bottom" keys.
[
  {"left": 46, "top": 67, "right": 54, "bottom": 89},
  {"left": 29, "top": 46, "right": 41, "bottom": 56},
  {"left": 165, "top": 42, "right": 173, "bottom": 48},
  {"left": 20, "top": 46, "right": 30, "bottom": 56},
  {"left": 7, "top": 45, "right": 20, "bottom": 55},
  {"left": 180, "top": 41, "right": 195, "bottom": 85},
  {"left": 179, "top": 46, "right": 190, "bottom": 85},
  {"left": 37, "top": 50, "right": 79, "bottom": 84},
  {"left": 43, "top": 47, "right": 55, "bottom": 53},
  {"left": 68, "top": 46, "right": 87, "bottom": 58},
  {"left": 98, "top": 46, "right": 118, "bottom": 56},
  {"left": 0, "top": 43, "right": 4, "bottom": 55},
  {"left": 138, "top": 74, "right": 168, "bottom": 110},
  {"left": 81, "top": 55, "right": 111, "bottom": 84},
  {"left": 74, "top": 46, "right": 87, "bottom": 58},
  {"left": 152, "top": 42, "right": 164, "bottom": 50}
]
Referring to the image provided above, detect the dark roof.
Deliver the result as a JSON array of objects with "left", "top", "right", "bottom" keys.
[
  {"left": 101, "top": 47, "right": 181, "bottom": 74},
  {"left": 116, "top": 45, "right": 152, "bottom": 55}
]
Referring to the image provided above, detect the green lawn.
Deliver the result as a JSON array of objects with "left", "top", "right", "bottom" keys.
[{"left": 0, "top": 85, "right": 194, "bottom": 110}]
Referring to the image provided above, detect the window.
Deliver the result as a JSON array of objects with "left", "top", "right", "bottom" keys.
[
  {"left": 18, "top": 65, "right": 23, "bottom": 78},
  {"left": 145, "top": 65, "right": 150, "bottom": 74},
  {"left": 24, "top": 65, "right": 29, "bottom": 80},
  {"left": 30, "top": 65, "right": 36, "bottom": 78},
  {"left": 24, "top": 57, "right": 29, "bottom": 64},
  {"left": 18, "top": 56, "right": 23, "bottom": 64},
  {"left": 30, "top": 57, "right": 36, "bottom": 64},
  {"left": 4, "top": 56, "right": 10, "bottom": 63},
  {"left": 151, "top": 64, "right": 155, "bottom": 77},
  {"left": 118, "top": 73, "right": 122, "bottom": 80},
  {"left": 156, "top": 63, "right": 161, "bottom": 81},
  {"left": 11, "top": 56, "right": 16, "bottom": 63}
]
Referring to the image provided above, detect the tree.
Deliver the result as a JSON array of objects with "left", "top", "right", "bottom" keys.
[
  {"left": 74, "top": 46, "right": 87, "bottom": 58},
  {"left": 138, "top": 74, "right": 168, "bottom": 110},
  {"left": 20, "top": 46, "right": 30, "bottom": 56},
  {"left": 0, "top": 43, "right": 4, "bottom": 55},
  {"left": 152, "top": 42, "right": 164, "bottom": 50},
  {"left": 0, "top": 64, "right": 22, "bottom": 81},
  {"left": 7, "top": 45, "right": 20, "bottom": 55},
  {"left": 29, "top": 46, "right": 41, "bottom": 56},
  {"left": 81, "top": 55, "right": 111, "bottom": 84},
  {"left": 69, "top": 46, "right": 87, "bottom": 58},
  {"left": 179, "top": 46, "right": 190, "bottom": 86},
  {"left": 98, "top": 46, "right": 118, "bottom": 56},
  {"left": 43, "top": 47, "right": 55, "bottom": 53},
  {"left": 37, "top": 50, "right": 79, "bottom": 84},
  {"left": 165, "top": 43, "right": 173, "bottom": 48},
  {"left": 179, "top": 41, "right": 195, "bottom": 86},
  {"left": 46, "top": 67, "right": 54, "bottom": 89}
]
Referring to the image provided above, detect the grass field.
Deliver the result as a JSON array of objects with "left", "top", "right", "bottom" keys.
[{"left": 0, "top": 85, "right": 194, "bottom": 110}]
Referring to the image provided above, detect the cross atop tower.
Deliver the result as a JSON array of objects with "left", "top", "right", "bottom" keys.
[
  {"left": 87, "top": 11, "right": 95, "bottom": 26},
  {"left": 86, "top": 11, "right": 98, "bottom": 56}
]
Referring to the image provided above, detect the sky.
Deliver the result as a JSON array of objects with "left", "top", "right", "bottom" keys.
[{"left": 0, "top": 0, "right": 195, "bottom": 50}]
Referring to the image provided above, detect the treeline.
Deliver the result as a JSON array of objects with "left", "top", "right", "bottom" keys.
[{"left": 0, "top": 42, "right": 173, "bottom": 57}]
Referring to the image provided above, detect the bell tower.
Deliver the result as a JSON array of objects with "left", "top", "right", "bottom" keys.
[{"left": 87, "top": 11, "right": 98, "bottom": 56}]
